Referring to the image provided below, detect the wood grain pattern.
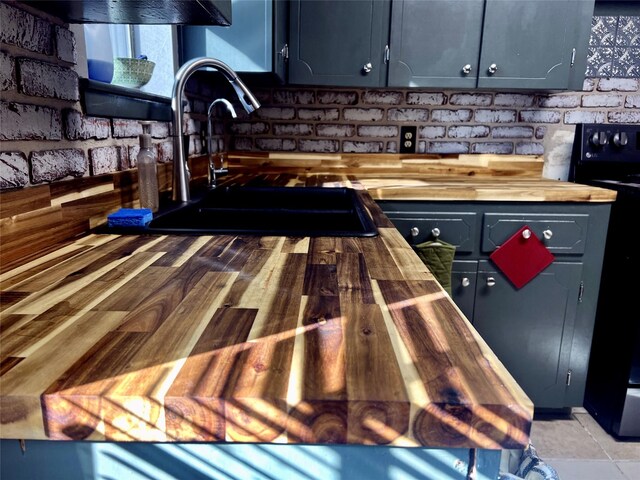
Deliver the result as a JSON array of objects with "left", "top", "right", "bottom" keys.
[
  {"left": 0, "top": 169, "right": 542, "bottom": 448},
  {"left": 343, "top": 303, "right": 410, "bottom": 445},
  {"left": 225, "top": 253, "right": 307, "bottom": 442},
  {"left": 0, "top": 224, "right": 533, "bottom": 447},
  {"left": 226, "top": 153, "right": 545, "bottom": 177},
  {"left": 376, "top": 279, "right": 531, "bottom": 448},
  {"left": 0, "top": 159, "right": 191, "bottom": 274},
  {"left": 288, "top": 294, "right": 348, "bottom": 444},
  {"left": 165, "top": 307, "right": 257, "bottom": 441},
  {"left": 0, "top": 185, "right": 51, "bottom": 219},
  {"left": 0, "top": 153, "right": 615, "bottom": 272}
]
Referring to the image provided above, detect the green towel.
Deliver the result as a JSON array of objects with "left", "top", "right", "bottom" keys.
[{"left": 413, "top": 240, "right": 456, "bottom": 295}]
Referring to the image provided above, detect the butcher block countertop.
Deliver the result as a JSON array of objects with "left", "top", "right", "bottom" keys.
[
  {"left": 0, "top": 173, "right": 535, "bottom": 449},
  {"left": 0, "top": 153, "right": 618, "bottom": 448},
  {"left": 227, "top": 152, "right": 617, "bottom": 203}
]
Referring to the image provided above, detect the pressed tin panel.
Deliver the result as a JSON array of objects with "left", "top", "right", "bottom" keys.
[{"left": 588, "top": 15, "right": 640, "bottom": 77}]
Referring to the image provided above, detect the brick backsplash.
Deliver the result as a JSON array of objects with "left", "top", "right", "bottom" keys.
[
  {"left": 1, "top": 1, "right": 639, "bottom": 191},
  {"left": 223, "top": 78, "right": 639, "bottom": 156},
  {"left": 0, "top": 2, "right": 173, "bottom": 190}
]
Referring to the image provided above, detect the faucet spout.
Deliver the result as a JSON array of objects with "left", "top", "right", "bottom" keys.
[{"left": 171, "top": 57, "right": 261, "bottom": 203}]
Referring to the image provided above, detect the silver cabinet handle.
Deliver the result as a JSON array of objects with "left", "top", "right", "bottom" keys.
[
  {"left": 462, "top": 64, "right": 472, "bottom": 75},
  {"left": 543, "top": 229, "right": 553, "bottom": 240},
  {"left": 410, "top": 227, "right": 420, "bottom": 237},
  {"left": 522, "top": 228, "right": 532, "bottom": 239},
  {"left": 278, "top": 43, "right": 289, "bottom": 59},
  {"left": 431, "top": 227, "right": 441, "bottom": 238},
  {"left": 363, "top": 62, "right": 373, "bottom": 74},
  {"left": 488, "top": 63, "right": 498, "bottom": 74},
  {"left": 486, "top": 277, "right": 496, "bottom": 287},
  {"left": 461, "top": 277, "right": 471, "bottom": 288}
]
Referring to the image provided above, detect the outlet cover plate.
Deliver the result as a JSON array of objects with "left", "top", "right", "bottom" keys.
[{"left": 400, "top": 126, "right": 418, "bottom": 153}]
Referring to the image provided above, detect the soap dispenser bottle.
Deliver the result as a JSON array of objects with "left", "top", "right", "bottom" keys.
[{"left": 137, "top": 121, "right": 159, "bottom": 212}]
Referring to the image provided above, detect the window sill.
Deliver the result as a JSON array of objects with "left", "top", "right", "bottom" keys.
[{"left": 81, "top": 79, "right": 171, "bottom": 122}]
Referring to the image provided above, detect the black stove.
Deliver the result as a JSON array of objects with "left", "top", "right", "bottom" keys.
[
  {"left": 571, "top": 123, "right": 640, "bottom": 438},
  {"left": 570, "top": 123, "right": 640, "bottom": 196}
]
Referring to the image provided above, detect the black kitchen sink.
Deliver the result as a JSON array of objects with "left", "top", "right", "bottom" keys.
[{"left": 143, "top": 186, "right": 378, "bottom": 237}]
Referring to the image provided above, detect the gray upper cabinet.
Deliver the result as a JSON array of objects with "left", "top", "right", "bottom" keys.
[
  {"left": 288, "top": 0, "right": 391, "bottom": 87},
  {"left": 180, "top": 0, "right": 288, "bottom": 80},
  {"left": 477, "top": 0, "right": 592, "bottom": 90},
  {"left": 388, "top": 0, "right": 485, "bottom": 88},
  {"left": 387, "top": 0, "right": 595, "bottom": 89}
]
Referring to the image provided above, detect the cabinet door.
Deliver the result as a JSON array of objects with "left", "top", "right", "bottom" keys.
[
  {"left": 451, "top": 260, "right": 478, "bottom": 320},
  {"left": 477, "top": 0, "right": 578, "bottom": 89},
  {"left": 388, "top": 0, "right": 484, "bottom": 88},
  {"left": 473, "top": 261, "right": 582, "bottom": 408},
  {"left": 288, "top": 0, "right": 391, "bottom": 86}
]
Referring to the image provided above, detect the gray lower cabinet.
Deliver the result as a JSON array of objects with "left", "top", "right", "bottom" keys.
[
  {"left": 379, "top": 200, "right": 611, "bottom": 409},
  {"left": 388, "top": 0, "right": 595, "bottom": 90},
  {"left": 474, "top": 261, "right": 583, "bottom": 408},
  {"left": 288, "top": 0, "right": 391, "bottom": 86}
]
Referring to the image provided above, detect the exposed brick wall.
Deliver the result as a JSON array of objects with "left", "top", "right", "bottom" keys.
[
  {"left": 0, "top": 2, "right": 173, "bottom": 190},
  {"left": 224, "top": 78, "right": 640, "bottom": 158}
]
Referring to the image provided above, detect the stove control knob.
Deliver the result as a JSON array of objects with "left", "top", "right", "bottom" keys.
[
  {"left": 613, "top": 131, "right": 628, "bottom": 147},
  {"left": 590, "top": 131, "right": 609, "bottom": 147}
]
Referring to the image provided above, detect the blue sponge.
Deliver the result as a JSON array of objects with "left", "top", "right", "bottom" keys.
[{"left": 107, "top": 208, "right": 153, "bottom": 228}]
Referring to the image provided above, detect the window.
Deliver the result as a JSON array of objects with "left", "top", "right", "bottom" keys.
[{"left": 83, "top": 24, "right": 178, "bottom": 97}]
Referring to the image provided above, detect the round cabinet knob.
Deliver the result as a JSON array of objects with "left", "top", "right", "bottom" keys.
[
  {"left": 362, "top": 62, "right": 373, "bottom": 74},
  {"left": 488, "top": 63, "right": 498, "bottom": 74},
  {"left": 486, "top": 277, "right": 496, "bottom": 287},
  {"left": 461, "top": 277, "right": 471, "bottom": 288},
  {"left": 613, "top": 132, "right": 629, "bottom": 147},
  {"left": 590, "top": 131, "right": 609, "bottom": 147},
  {"left": 462, "top": 64, "right": 472, "bottom": 75},
  {"left": 543, "top": 229, "right": 553, "bottom": 240},
  {"left": 410, "top": 227, "right": 420, "bottom": 237},
  {"left": 522, "top": 228, "right": 532, "bottom": 240},
  {"left": 431, "top": 227, "right": 441, "bottom": 238}
]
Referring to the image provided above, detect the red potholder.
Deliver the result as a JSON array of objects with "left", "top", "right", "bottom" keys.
[{"left": 489, "top": 225, "right": 555, "bottom": 289}]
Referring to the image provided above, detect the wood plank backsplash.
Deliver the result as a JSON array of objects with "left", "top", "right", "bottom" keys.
[{"left": 0, "top": 161, "right": 179, "bottom": 273}]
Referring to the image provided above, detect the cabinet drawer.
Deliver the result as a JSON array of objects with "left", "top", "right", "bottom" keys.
[
  {"left": 451, "top": 260, "right": 478, "bottom": 320},
  {"left": 482, "top": 213, "right": 589, "bottom": 255},
  {"left": 386, "top": 212, "right": 477, "bottom": 253}
]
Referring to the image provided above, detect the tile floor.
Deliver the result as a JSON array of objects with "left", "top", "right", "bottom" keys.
[{"left": 529, "top": 408, "right": 640, "bottom": 480}]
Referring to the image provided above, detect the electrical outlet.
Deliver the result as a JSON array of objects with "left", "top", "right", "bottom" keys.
[{"left": 399, "top": 126, "right": 417, "bottom": 153}]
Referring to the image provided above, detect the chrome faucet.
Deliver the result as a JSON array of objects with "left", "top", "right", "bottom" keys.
[
  {"left": 207, "top": 98, "right": 237, "bottom": 189},
  {"left": 171, "top": 57, "right": 261, "bottom": 202}
]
